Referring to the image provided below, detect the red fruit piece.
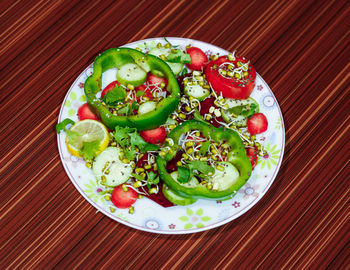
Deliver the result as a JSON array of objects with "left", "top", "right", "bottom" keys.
[
  {"left": 146, "top": 74, "right": 168, "bottom": 90},
  {"left": 247, "top": 113, "right": 268, "bottom": 135},
  {"left": 135, "top": 84, "right": 153, "bottom": 101},
  {"left": 77, "top": 103, "right": 98, "bottom": 120},
  {"left": 111, "top": 185, "right": 138, "bottom": 209},
  {"left": 186, "top": 47, "right": 208, "bottom": 71},
  {"left": 246, "top": 147, "right": 258, "bottom": 169},
  {"left": 101, "top": 80, "right": 120, "bottom": 98},
  {"left": 139, "top": 126, "right": 166, "bottom": 144}
]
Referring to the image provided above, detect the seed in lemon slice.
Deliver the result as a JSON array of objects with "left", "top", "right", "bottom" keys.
[{"left": 66, "top": 119, "right": 109, "bottom": 158}]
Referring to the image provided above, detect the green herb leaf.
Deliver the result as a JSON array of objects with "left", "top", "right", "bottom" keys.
[
  {"left": 177, "top": 166, "right": 191, "bottom": 183},
  {"left": 167, "top": 49, "right": 191, "bottom": 64},
  {"left": 193, "top": 109, "right": 208, "bottom": 124},
  {"left": 102, "top": 86, "right": 126, "bottom": 105},
  {"left": 199, "top": 141, "right": 210, "bottom": 156},
  {"left": 129, "top": 132, "right": 160, "bottom": 152},
  {"left": 136, "top": 90, "right": 145, "bottom": 97},
  {"left": 125, "top": 147, "right": 137, "bottom": 160},
  {"left": 146, "top": 171, "right": 159, "bottom": 188},
  {"left": 56, "top": 118, "right": 75, "bottom": 133},
  {"left": 187, "top": 160, "right": 215, "bottom": 175},
  {"left": 180, "top": 68, "right": 189, "bottom": 76},
  {"left": 131, "top": 101, "right": 139, "bottom": 111},
  {"left": 131, "top": 172, "right": 144, "bottom": 181},
  {"left": 79, "top": 140, "right": 100, "bottom": 160},
  {"left": 114, "top": 126, "right": 134, "bottom": 147}
]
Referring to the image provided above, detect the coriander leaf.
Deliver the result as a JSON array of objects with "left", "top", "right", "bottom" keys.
[
  {"left": 125, "top": 147, "right": 137, "bottom": 160},
  {"left": 131, "top": 101, "right": 139, "bottom": 111},
  {"left": 177, "top": 166, "right": 191, "bottom": 183},
  {"left": 143, "top": 143, "right": 160, "bottom": 152},
  {"left": 146, "top": 171, "right": 159, "bottom": 188},
  {"left": 102, "top": 86, "right": 126, "bottom": 105},
  {"left": 131, "top": 172, "right": 144, "bottom": 181},
  {"left": 79, "top": 140, "right": 100, "bottom": 160},
  {"left": 166, "top": 49, "right": 191, "bottom": 64},
  {"left": 187, "top": 160, "right": 215, "bottom": 175},
  {"left": 136, "top": 90, "right": 145, "bottom": 97},
  {"left": 193, "top": 109, "right": 208, "bottom": 124},
  {"left": 129, "top": 132, "right": 160, "bottom": 152},
  {"left": 56, "top": 118, "right": 75, "bottom": 133},
  {"left": 114, "top": 126, "right": 134, "bottom": 147},
  {"left": 199, "top": 141, "right": 210, "bottom": 156},
  {"left": 180, "top": 68, "right": 189, "bottom": 76}
]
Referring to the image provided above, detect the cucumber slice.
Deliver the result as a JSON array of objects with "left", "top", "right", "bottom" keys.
[
  {"left": 211, "top": 162, "right": 239, "bottom": 191},
  {"left": 184, "top": 84, "right": 210, "bottom": 101},
  {"left": 92, "top": 147, "right": 132, "bottom": 187},
  {"left": 148, "top": 47, "right": 184, "bottom": 76},
  {"left": 138, "top": 101, "right": 157, "bottom": 115},
  {"left": 167, "top": 62, "right": 183, "bottom": 75},
  {"left": 163, "top": 184, "right": 197, "bottom": 206},
  {"left": 221, "top": 97, "right": 259, "bottom": 126},
  {"left": 116, "top": 63, "right": 147, "bottom": 87}
]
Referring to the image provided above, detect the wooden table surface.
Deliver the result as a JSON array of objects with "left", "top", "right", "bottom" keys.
[{"left": 1, "top": 0, "right": 349, "bottom": 269}]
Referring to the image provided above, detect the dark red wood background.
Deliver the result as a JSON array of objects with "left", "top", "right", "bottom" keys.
[{"left": 1, "top": 0, "right": 349, "bottom": 269}]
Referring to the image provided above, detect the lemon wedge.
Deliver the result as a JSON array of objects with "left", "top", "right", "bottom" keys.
[{"left": 66, "top": 119, "right": 109, "bottom": 158}]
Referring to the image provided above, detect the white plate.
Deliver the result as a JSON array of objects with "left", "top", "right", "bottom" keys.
[{"left": 57, "top": 37, "right": 285, "bottom": 234}]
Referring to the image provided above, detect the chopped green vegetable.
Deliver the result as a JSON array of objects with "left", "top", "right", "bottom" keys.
[
  {"left": 146, "top": 171, "right": 159, "bottom": 188},
  {"left": 102, "top": 85, "right": 126, "bottom": 105},
  {"left": 79, "top": 140, "right": 100, "bottom": 160},
  {"left": 136, "top": 90, "right": 145, "bottom": 97},
  {"left": 199, "top": 141, "right": 210, "bottom": 156},
  {"left": 56, "top": 118, "right": 75, "bottom": 133},
  {"left": 131, "top": 172, "right": 144, "bottom": 181},
  {"left": 177, "top": 166, "right": 191, "bottom": 183}
]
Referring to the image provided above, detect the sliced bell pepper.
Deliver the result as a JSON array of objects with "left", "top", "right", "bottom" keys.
[
  {"left": 84, "top": 48, "right": 181, "bottom": 131},
  {"left": 156, "top": 120, "right": 252, "bottom": 200}
]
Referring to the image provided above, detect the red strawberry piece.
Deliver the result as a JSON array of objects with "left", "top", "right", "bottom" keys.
[
  {"left": 186, "top": 47, "right": 208, "bottom": 71},
  {"left": 77, "top": 103, "right": 98, "bottom": 120},
  {"left": 146, "top": 74, "right": 168, "bottom": 90},
  {"left": 101, "top": 80, "right": 120, "bottom": 98},
  {"left": 247, "top": 113, "right": 268, "bottom": 135},
  {"left": 139, "top": 126, "right": 166, "bottom": 144},
  {"left": 111, "top": 184, "right": 138, "bottom": 209},
  {"left": 246, "top": 147, "right": 258, "bottom": 169},
  {"left": 135, "top": 84, "right": 153, "bottom": 101}
]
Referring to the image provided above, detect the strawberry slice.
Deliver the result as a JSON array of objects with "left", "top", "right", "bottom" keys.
[
  {"left": 247, "top": 113, "right": 268, "bottom": 135},
  {"left": 139, "top": 126, "right": 166, "bottom": 144},
  {"left": 246, "top": 147, "right": 258, "bottom": 169},
  {"left": 186, "top": 47, "right": 208, "bottom": 71},
  {"left": 111, "top": 184, "right": 138, "bottom": 209},
  {"left": 146, "top": 74, "right": 168, "bottom": 90},
  {"left": 77, "top": 103, "right": 98, "bottom": 120},
  {"left": 101, "top": 80, "right": 120, "bottom": 98}
]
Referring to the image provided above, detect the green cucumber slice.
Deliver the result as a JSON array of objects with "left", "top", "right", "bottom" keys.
[
  {"left": 138, "top": 101, "right": 157, "bottom": 115},
  {"left": 184, "top": 84, "right": 210, "bottom": 101},
  {"left": 163, "top": 184, "right": 197, "bottom": 206},
  {"left": 116, "top": 63, "right": 147, "bottom": 87},
  {"left": 211, "top": 162, "right": 239, "bottom": 191},
  {"left": 92, "top": 147, "right": 132, "bottom": 187},
  {"left": 221, "top": 97, "right": 259, "bottom": 126},
  {"left": 148, "top": 47, "right": 184, "bottom": 76}
]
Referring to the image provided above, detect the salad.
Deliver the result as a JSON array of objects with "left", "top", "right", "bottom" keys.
[{"left": 57, "top": 38, "right": 270, "bottom": 214}]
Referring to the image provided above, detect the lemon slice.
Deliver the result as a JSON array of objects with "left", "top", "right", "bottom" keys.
[{"left": 66, "top": 119, "right": 109, "bottom": 158}]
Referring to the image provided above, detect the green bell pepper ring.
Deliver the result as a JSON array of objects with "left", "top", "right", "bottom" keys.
[
  {"left": 84, "top": 48, "right": 181, "bottom": 131},
  {"left": 156, "top": 120, "right": 252, "bottom": 200}
]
